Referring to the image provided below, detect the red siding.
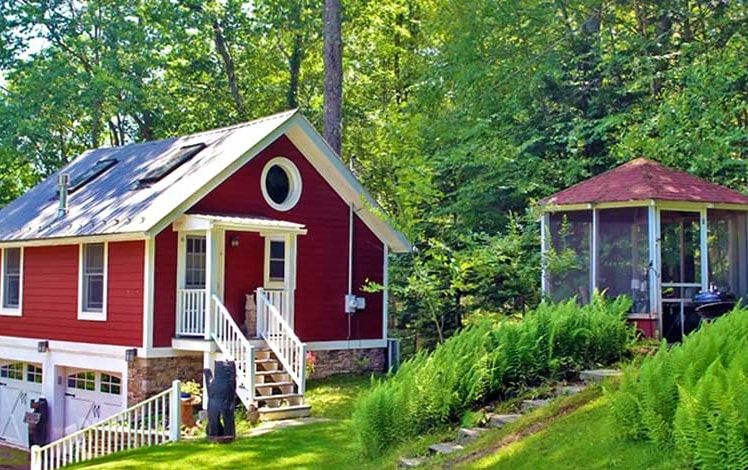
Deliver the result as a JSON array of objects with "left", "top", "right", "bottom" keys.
[
  {"left": 188, "top": 135, "right": 385, "bottom": 342},
  {"left": 153, "top": 229, "right": 178, "bottom": 347},
  {"left": 0, "top": 241, "right": 144, "bottom": 346}
]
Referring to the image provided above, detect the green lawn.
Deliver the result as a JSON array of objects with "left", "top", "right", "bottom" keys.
[
  {"left": 71, "top": 374, "right": 399, "bottom": 470},
  {"left": 453, "top": 394, "right": 681, "bottom": 470}
]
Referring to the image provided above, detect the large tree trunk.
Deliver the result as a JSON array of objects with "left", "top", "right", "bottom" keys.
[
  {"left": 323, "top": 0, "right": 343, "bottom": 156},
  {"left": 213, "top": 19, "right": 246, "bottom": 118}
]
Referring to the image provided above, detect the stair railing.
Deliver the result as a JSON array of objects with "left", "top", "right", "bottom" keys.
[
  {"left": 256, "top": 287, "right": 307, "bottom": 395},
  {"left": 210, "top": 294, "right": 255, "bottom": 407},
  {"left": 30, "top": 381, "right": 181, "bottom": 470}
]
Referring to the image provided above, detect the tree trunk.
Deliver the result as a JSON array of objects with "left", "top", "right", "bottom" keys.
[
  {"left": 212, "top": 19, "right": 246, "bottom": 118},
  {"left": 323, "top": 0, "right": 343, "bottom": 156}
]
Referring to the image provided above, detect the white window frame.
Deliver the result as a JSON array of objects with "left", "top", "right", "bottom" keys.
[
  {"left": 260, "top": 156, "right": 303, "bottom": 212},
  {"left": 0, "top": 246, "right": 23, "bottom": 317},
  {"left": 78, "top": 242, "right": 108, "bottom": 321},
  {"left": 264, "top": 236, "right": 287, "bottom": 289}
]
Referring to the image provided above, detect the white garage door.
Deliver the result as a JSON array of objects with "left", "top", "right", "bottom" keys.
[
  {"left": 0, "top": 362, "right": 43, "bottom": 448},
  {"left": 64, "top": 370, "right": 123, "bottom": 435}
]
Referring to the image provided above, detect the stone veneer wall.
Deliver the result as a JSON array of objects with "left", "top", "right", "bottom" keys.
[
  {"left": 308, "top": 348, "right": 386, "bottom": 379},
  {"left": 127, "top": 355, "right": 203, "bottom": 406}
]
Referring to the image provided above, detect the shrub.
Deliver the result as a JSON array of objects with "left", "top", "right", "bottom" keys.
[
  {"left": 353, "top": 293, "right": 634, "bottom": 456},
  {"left": 610, "top": 306, "right": 748, "bottom": 468}
]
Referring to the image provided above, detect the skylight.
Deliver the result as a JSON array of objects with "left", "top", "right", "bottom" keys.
[
  {"left": 69, "top": 158, "right": 118, "bottom": 193},
  {"left": 137, "top": 143, "right": 206, "bottom": 187}
]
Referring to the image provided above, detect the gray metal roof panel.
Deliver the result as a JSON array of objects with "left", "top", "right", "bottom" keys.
[{"left": 0, "top": 110, "right": 297, "bottom": 242}]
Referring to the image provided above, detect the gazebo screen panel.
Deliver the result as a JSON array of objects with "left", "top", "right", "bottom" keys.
[{"left": 547, "top": 211, "right": 591, "bottom": 303}]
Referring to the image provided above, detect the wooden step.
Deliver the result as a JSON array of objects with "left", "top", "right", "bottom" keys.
[
  {"left": 258, "top": 404, "right": 311, "bottom": 421},
  {"left": 254, "top": 371, "right": 290, "bottom": 383}
]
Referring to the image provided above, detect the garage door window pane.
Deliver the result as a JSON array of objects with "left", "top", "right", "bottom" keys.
[
  {"left": 68, "top": 371, "right": 96, "bottom": 390},
  {"left": 1, "top": 363, "right": 23, "bottom": 380},
  {"left": 100, "top": 374, "right": 121, "bottom": 395},
  {"left": 26, "top": 365, "right": 42, "bottom": 383}
]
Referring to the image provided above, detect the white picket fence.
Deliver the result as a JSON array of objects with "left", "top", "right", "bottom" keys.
[
  {"left": 257, "top": 287, "right": 307, "bottom": 395},
  {"left": 211, "top": 294, "right": 255, "bottom": 407},
  {"left": 30, "top": 381, "right": 181, "bottom": 470}
]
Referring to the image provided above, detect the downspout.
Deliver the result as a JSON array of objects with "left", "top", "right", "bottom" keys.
[{"left": 347, "top": 156, "right": 354, "bottom": 340}]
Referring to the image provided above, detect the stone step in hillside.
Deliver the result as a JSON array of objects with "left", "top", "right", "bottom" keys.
[
  {"left": 457, "top": 427, "right": 489, "bottom": 444},
  {"left": 555, "top": 384, "right": 587, "bottom": 396},
  {"left": 485, "top": 413, "right": 521, "bottom": 428},
  {"left": 429, "top": 442, "right": 464, "bottom": 455},
  {"left": 398, "top": 456, "right": 429, "bottom": 468},
  {"left": 579, "top": 369, "right": 622, "bottom": 383},
  {"left": 521, "top": 399, "right": 551, "bottom": 412}
]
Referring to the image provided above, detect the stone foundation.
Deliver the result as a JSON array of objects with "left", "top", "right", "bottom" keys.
[
  {"left": 127, "top": 355, "right": 203, "bottom": 406},
  {"left": 308, "top": 348, "right": 386, "bottom": 379}
]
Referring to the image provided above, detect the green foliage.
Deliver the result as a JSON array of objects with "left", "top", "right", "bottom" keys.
[
  {"left": 610, "top": 307, "right": 748, "bottom": 468},
  {"left": 353, "top": 293, "right": 634, "bottom": 456}
]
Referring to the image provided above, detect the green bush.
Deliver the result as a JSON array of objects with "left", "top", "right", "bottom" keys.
[
  {"left": 610, "top": 306, "right": 748, "bottom": 468},
  {"left": 352, "top": 293, "right": 634, "bottom": 456}
]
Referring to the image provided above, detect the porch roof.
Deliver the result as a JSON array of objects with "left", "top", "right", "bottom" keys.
[
  {"left": 540, "top": 158, "right": 748, "bottom": 209},
  {"left": 173, "top": 213, "right": 307, "bottom": 235}
]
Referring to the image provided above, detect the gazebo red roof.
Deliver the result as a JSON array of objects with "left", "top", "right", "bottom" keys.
[{"left": 541, "top": 158, "right": 748, "bottom": 207}]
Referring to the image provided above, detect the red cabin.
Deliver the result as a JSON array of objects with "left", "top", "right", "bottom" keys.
[{"left": 0, "top": 110, "right": 409, "bottom": 446}]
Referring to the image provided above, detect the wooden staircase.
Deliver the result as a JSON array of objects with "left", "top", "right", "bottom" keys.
[{"left": 254, "top": 348, "right": 311, "bottom": 421}]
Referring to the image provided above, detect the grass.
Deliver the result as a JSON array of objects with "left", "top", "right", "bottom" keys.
[
  {"left": 447, "top": 392, "right": 681, "bottom": 470},
  {"left": 0, "top": 445, "right": 28, "bottom": 469}
]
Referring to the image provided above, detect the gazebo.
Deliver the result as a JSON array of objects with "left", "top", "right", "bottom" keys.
[{"left": 539, "top": 158, "right": 748, "bottom": 341}]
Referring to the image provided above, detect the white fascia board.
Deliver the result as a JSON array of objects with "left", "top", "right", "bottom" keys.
[
  {"left": 0, "top": 336, "right": 129, "bottom": 359},
  {"left": 285, "top": 119, "right": 412, "bottom": 253},
  {"left": 306, "top": 339, "right": 388, "bottom": 351},
  {"left": 0, "top": 231, "right": 148, "bottom": 248}
]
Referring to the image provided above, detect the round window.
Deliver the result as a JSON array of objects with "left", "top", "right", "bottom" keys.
[{"left": 260, "top": 157, "right": 302, "bottom": 211}]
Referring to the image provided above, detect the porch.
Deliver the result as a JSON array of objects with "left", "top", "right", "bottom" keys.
[{"left": 168, "top": 213, "right": 310, "bottom": 419}]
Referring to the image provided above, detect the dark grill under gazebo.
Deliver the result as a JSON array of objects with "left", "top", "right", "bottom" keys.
[{"left": 539, "top": 158, "right": 748, "bottom": 341}]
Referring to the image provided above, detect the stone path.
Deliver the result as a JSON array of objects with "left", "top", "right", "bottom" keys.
[{"left": 397, "top": 369, "right": 620, "bottom": 468}]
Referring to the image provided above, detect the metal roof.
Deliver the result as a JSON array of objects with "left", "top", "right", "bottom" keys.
[{"left": 0, "top": 110, "right": 411, "bottom": 252}]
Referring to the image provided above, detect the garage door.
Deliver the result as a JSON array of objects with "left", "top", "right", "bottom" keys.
[
  {"left": 64, "top": 370, "right": 123, "bottom": 435},
  {"left": 0, "top": 362, "right": 43, "bottom": 448}
]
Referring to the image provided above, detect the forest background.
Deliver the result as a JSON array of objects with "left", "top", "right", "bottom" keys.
[{"left": 2, "top": 0, "right": 747, "bottom": 350}]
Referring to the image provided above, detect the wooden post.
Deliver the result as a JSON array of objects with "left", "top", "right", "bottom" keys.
[{"left": 30, "top": 445, "right": 41, "bottom": 470}]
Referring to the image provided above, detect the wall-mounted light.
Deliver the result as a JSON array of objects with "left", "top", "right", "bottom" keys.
[
  {"left": 230, "top": 236, "right": 240, "bottom": 247},
  {"left": 37, "top": 341, "right": 49, "bottom": 353},
  {"left": 125, "top": 348, "right": 138, "bottom": 363}
]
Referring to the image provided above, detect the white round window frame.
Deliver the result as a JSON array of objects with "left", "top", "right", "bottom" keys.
[{"left": 260, "top": 157, "right": 303, "bottom": 212}]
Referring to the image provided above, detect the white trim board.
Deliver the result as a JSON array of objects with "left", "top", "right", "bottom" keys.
[{"left": 306, "top": 339, "right": 388, "bottom": 351}]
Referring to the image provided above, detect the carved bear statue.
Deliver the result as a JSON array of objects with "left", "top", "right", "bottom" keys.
[{"left": 204, "top": 361, "right": 237, "bottom": 439}]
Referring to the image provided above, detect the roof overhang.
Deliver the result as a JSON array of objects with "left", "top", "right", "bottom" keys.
[
  {"left": 172, "top": 213, "right": 307, "bottom": 235},
  {"left": 540, "top": 199, "right": 748, "bottom": 213}
]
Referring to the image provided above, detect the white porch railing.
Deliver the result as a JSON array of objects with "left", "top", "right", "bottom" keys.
[
  {"left": 263, "top": 289, "right": 292, "bottom": 327},
  {"left": 257, "top": 287, "right": 307, "bottom": 395},
  {"left": 30, "top": 381, "right": 181, "bottom": 470},
  {"left": 176, "top": 289, "right": 206, "bottom": 336},
  {"left": 210, "top": 295, "right": 255, "bottom": 407}
]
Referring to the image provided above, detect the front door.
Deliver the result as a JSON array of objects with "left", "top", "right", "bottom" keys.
[{"left": 659, "top": 210, "right": 705, "bottom": 341}]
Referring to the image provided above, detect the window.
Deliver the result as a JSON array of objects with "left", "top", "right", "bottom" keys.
[
  {"left": 67, "top": 371, "right": 96, "bottom": 391},
  {"left": 265, "top": 238, "right": 286, "bottom": 288},
  {"left": 100, "top": 373, "right": 121, "bottom": 395},
  {"left": 185, "top": 236, "right": 206, "bottom": 288},
  {"left": 1, "top": 363, "right": 23, "bottom": 380},
  {"left": 260, "top": 157, "right": 302, "bottom": 211},
  {"left": 138, "top": 143, "right": 206, "bottom": 187},
  {"left": 2, "top": 247, "right": 22, "bottom": 315},
  {"left": 26, "top": 365, "right": 42, "bottom": 383},
  {"left": 79, "top": 242, "right": 107, "bottom": 320}
]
